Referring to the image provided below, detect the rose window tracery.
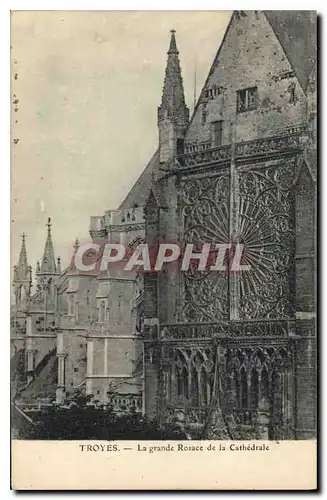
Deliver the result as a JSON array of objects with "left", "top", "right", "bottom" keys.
[{"left": 180, "top": 158, "right": 296, "bottom": 321}]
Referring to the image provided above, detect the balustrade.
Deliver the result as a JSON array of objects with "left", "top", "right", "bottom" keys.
[
  {"left": 160, "top": 320, "right": 292, "bottom": 340},
  {"left": 108, "top": 394, "right": 142, "bottom": 413},
  {"left": 232, "top": 408, "right": 258, "bottom": 426},
  {"left": 165, "top": 405, "right": 209, "bottom": 427},
  {"left": 175, "top": 130, "right": 306, "bottom": 171}
]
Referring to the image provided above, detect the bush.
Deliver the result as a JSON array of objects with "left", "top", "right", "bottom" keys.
[{"left": 15, "top": 390, "right": 187, "bottom": 440}]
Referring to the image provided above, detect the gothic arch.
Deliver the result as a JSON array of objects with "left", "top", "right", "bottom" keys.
[{"left": 174, "top": 350, "right": 189, "bottom": 401}]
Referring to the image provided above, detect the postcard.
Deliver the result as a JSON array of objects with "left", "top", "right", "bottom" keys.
[{"left": 11, "top": 10, "right": 317, "bottom": 490}]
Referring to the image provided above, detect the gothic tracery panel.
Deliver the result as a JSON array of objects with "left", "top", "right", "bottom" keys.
[
  {"left": 167, "top": 346, "right": 216, "bottom": 407},
  {"left": 220, "top": 343, "right": 294, "bottom": 421}
]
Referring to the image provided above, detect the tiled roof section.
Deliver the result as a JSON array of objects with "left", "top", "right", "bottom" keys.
[
  {"left": 264, "top": 11, "right": 317, "bottom": 91},
  {"left": 118, "top": 149, "right": 160, "bottom": 210},
  {"left": 20, "top": 349, "right": 58, "bottom": 400}
]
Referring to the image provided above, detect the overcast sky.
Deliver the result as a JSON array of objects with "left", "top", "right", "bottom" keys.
[{"left": 11, "top": 10, "right": 232, "bottom": 276}]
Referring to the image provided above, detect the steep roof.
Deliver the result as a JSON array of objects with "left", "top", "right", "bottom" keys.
[
  {"left": 187, "top": 10, "right": 316, "bottom": 135},
  {"left": 118, "top": 149, "right": 160, "bottom": 210},
  {"left": 119, "top": 12, "right": 316, "bottom": 212},
  {"left": 264, "top": 11, "right": 317, "bottom": 91},
  {"left": 19, "top": 349, "right": 58, "bottom": 400}
]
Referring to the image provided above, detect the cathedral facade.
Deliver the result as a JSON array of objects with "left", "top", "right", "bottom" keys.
[{"left": 11, "top": 11, "right": 316, "bottom": 440}]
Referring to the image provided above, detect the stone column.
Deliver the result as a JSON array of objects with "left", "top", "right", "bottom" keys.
[
  {"left": 281, "top": 368, "right": 294, "bottom": 438},
  {"left": 170, "top": 363, "right": 177, "bottom": 403},
  {"left": 86, "top": 339, "right": 94, "bottom": 396},
  {"left": 247, "top": 371, "right": 251, "bottom": 409},
  {"left": 104, "top": 338, "right": 108, "bottom": 376},
  {"left": 57, "top": 356, "right": 65, "bottom": 387},
  {"left": 159, "top": 175, "right": 181, "bottom": 325},
  {"left": 25, "top": 316, "right": 34, "bottom": 384},
  {"left": 56, "top": 332, "right": 66, "bottom": 403},
  {"left": 228, "top": 124, "right": 240, "bottom": 321},
  {"left": 227, "top": 371, "right": 238, "bottom": 412},
  {"left": 143, "top": 343, "right": 160, "bottom": 419},
  {"left": 294, "top": 143, "right": 316, "bottom": 438}
]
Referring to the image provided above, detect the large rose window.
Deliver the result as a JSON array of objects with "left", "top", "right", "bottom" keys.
[{"left": 180, "top": 158, "right": 296, "bottom": 322}]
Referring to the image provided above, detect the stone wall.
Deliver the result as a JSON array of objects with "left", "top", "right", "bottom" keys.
[
  {"left": 185, "top": 10, "right": 307, "bottom": 147},
  {"left": 143, "top": 10, "right": 317, "bottom": 438}
]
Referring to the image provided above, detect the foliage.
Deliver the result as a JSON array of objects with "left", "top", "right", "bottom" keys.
[{"left": 15, "top": 389, "right": 188, "bottom": 440}]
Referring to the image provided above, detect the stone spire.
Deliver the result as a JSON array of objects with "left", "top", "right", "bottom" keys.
[
  {"left": 56, "top": 257, "right": 61, "bottom": 274},
  {"left": 158, "top": 30, "right": 189, "bottom": 164},
  {"left": 13, "top": 233, "right": 32, "bottom": 305},
  {"left": 158, "top": 30, "right": 189, "bottom": 125},
  {"left": 73, "top": 237, "right": 80, "bottom": 254},
  {"left": 40, "top": 217, "right": 57, "bottom": 274},
  {"left": 14, "top": 233, "right": 29, "bottom": 281}
]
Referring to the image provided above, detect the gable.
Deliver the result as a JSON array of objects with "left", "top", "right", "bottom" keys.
[{"left": 185, "top": 10, "right": 309, "bottom": 147}]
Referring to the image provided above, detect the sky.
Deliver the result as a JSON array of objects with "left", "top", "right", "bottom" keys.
[{"left": 11, "top": 10, "right": 232, "bottom": 276}]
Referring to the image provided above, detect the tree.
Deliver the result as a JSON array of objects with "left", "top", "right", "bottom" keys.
[{"left": 16, "top": 389, "right": 187, "bottom": 440}]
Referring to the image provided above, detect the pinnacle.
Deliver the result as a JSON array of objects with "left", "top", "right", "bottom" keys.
[
  {"left": 15, "top": 232, "right": 30, "bottom": 281},
  {"left": 159, "top": 30, "right": 189, "bottom": 124},
  {"left": 74, "top": 238, "right": 80, "bottom": 253},
  {"left": 40, "top": 217, "right": 57, "bottom": 274},
  {"left": 168, "top": 29, "right": 178, "bottom": 54},
  {"left": 47, "top": 217, "right": 52, "bottom": 234}
]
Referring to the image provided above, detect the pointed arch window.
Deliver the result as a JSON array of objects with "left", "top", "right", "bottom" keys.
[
  {"left": 240, "top": 367, "right": 248, "bottom": 408},
  {"left": 250, "top": 369, "right": 259, "bottom": 409},
  {"left": 191, "top": 367, "right": 199, "bottom": 405},
  {"left": 177, "top": 366, "right": 188, "bottom": 400},
  {"left": 200, "top": 367, "right": 208, "bottom": 405},
  {"left": 271, "top": 369, "right": 282, "bottom": 415},
  {"left": 260, "top": 366, "right": 270, "bottom": 403},
  {"left": 98, "top": 300, "right": 107, "bottom": 323},
  {"left": 212, "top": 120, "right": 223, "bottom": 146},
  {"left": 175, "top": 351, "right": 189, "bottom": 401},
  {"left": 68, "top": 294, "right": 76, "bottom": 317}
]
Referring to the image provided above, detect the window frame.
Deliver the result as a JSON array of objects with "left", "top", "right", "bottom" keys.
[
  {"left": 237, "top": 86, "right": 258, "bottom": 113},
  {"left": 211, "top": 120, "right": 223, "bottom": 147},
  {"left": 68, "top": 293, "right": 76, "bottom": 317},
  {"left": 98, "top": 299, "right": 108, "bottom": 323}
]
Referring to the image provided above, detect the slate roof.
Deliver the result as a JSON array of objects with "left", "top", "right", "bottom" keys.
[
  {"left": 19, "top": 349, "right": 58, "bottom": 401},
  {"left": 264, "top": 11, "right": 317, "bottom": 91},
  {"left": 118, "top": 149, "right": 160, "bottom": 210}
]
